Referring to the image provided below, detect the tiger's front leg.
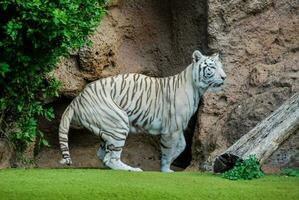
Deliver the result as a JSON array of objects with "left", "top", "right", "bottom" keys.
[{"left": 160, "top": 132, "right": 186, "bottom": 172}]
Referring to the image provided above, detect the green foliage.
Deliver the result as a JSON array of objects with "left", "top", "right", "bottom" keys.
[
  {"left": 0, "top": 63, "right": 10, "bottom": 76},
  {"left": 0, "top": 0, "right": 106, "bottom": 153},
  {"left": 281, "top": 168, "right": 299, "bottom": 177},
  {"left": 222, "top": 155, "right": 264, "bottom": 180}
]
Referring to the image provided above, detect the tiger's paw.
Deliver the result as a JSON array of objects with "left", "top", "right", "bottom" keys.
[
  {"left": 161, "top": 168, "right": 174, "bottom": 173},
  {"left": 129, "top": 167, "right": 143, "bottom": 172},
  {"left": 59, "top": 158, "right": 72, "bottom": 166},
  {"left": 105, "top": 158, "right": 143, "bottom": 172}
]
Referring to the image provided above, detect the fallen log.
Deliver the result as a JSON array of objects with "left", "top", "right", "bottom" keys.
[{"left": 214, "top": 92, "right": 299, "bottom": 173}]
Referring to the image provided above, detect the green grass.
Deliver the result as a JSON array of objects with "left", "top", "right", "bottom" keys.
[{"left": 0, "top": 169, "right": 298, "bottom": 200}]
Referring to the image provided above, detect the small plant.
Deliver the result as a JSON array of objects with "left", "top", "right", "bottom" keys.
[
  {"left": 222, "top": 155, "right": 264, "bottom": 180},
  {"left": 281, "top": 168, "right": 299, "bottom": 177}
]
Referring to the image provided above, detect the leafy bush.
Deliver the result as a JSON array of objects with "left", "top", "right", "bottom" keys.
[
  {"left": 0, "top": 0, "right": 106, "bottom": 153},
  {"left": 222, "top": 155, "right": 264, "bottom": 180}
]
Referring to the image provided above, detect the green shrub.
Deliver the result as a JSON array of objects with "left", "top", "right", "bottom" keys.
[
  {"left": 222, "top": 155, "right": 264, "bottom": 180},
  {"left": 0, "top": 0, "right": 106, "bottom": 153}
]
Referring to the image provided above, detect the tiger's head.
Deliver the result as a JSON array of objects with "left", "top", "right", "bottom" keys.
[{"left": 191, "top": 50, "right": 226, "bottom": 90}]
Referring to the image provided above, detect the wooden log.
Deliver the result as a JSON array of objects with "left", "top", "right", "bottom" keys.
[{"left": 214, "top": 92, "right": 299, "bottom": 173}]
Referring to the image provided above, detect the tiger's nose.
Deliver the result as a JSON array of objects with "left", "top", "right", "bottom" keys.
[{"left": 221, "top": 75, "right": 226, "bottom": 81}]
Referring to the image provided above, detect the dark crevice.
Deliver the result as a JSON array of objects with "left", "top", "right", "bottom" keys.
[
  {"left": 169, "top": 0, "right": 210, "bottom": 75},
  {"left": 170, "top": 0, "right": 210, "bottom": 169},
  {"left": 172, "top": 111, "right": 198, "bottom": 169}
]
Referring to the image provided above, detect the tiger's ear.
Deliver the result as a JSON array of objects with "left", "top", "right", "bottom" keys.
[{"left": 192, "top": 50, "right": 203, "bottom": 63}]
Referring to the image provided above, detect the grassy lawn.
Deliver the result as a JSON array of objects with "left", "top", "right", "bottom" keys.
[{"left": 0, "top": 169, "right": 298, "bottom": 200}]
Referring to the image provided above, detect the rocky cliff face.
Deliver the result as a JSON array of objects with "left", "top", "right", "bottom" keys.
[
  {"left": 3, "top": 0, "right": 297, "bottom": 171},
  {"left": 194, "top": 0, "right": 299, "bottom": 170}
]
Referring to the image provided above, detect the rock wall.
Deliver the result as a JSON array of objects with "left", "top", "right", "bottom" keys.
[
  {"left": 0, "top": 140, "right": 12, "bottom": 169},
  {"left": 20, "top": 0, "right": 298, "bottom": 171},
  {"left": 51, "top": 0, "right": 210, "bottom": 97},
  {"left": 193, "top": 0, "right": 299, "bottom": 171}
]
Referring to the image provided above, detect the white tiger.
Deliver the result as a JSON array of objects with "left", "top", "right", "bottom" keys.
[{"left": 59, "top": 50, "right": 226, "bottom": 172}]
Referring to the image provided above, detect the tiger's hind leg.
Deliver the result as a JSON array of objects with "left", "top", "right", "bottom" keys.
[
  {"left": 96, "top": 141, "right": 110, "bottom": 168},
  {"left": 82, "top": 118, "right": 139, "bottom": 171},
  {"left": 101, "top": 130, "right": 142, "bottom": 172},
  {"left": 96, "top": 140, "right": 106, "bottom": 161},
  {"left": 78, "top": 90, "right": 142, "bottom": 172}
]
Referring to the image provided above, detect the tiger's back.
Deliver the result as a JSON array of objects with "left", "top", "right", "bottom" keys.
[{"left": 71, "top": 69, "right": 197, "bottom": 136}]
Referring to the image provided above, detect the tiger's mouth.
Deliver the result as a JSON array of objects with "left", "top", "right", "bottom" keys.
[{"left": 211, "top": 82, "right": 224, "bottom": 88}]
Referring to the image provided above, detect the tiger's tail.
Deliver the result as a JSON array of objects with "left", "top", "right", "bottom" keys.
[{"left": 58, "top": 105, "right": 74, "bottom": 165}]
